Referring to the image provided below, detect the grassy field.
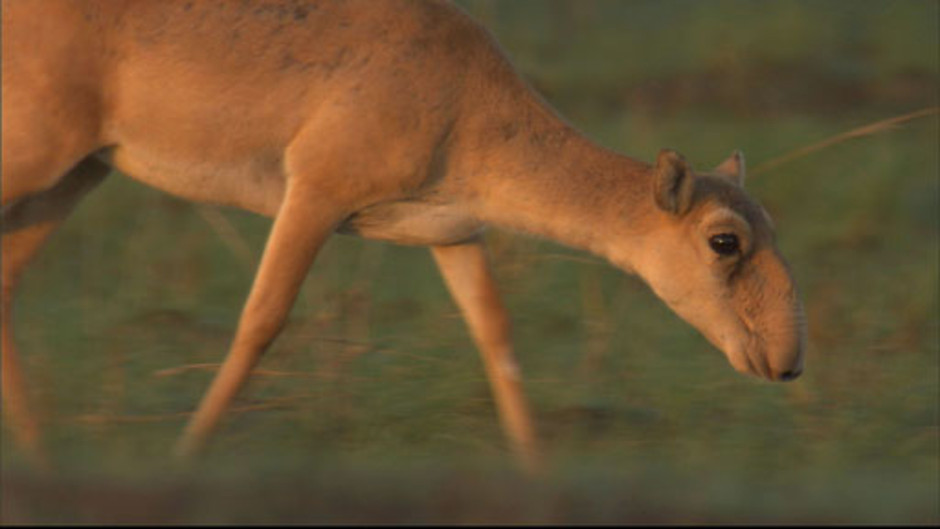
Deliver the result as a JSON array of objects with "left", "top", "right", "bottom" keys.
[{"left": 2, "top": 0, "right": 938, "bottom": 524}]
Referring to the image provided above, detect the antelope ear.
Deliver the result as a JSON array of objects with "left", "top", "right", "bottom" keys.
[
  {"left": 714, "top": 149, "right": 746, "bottom": 186},
  {"left": 654, "top": 149, "right": 695, "bottom": 215}
]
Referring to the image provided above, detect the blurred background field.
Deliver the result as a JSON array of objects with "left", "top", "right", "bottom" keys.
[{"left": 2, "top": 0, "right": 937, "bottom": 524}]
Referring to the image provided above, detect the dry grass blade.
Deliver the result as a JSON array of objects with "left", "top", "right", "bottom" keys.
[
  {"left": 750, "top": 106, "right": 939, "bottom": 176},
  {"left": 152, "top": 362, "right": 358, "bottom": 379},
  {"left": 69, "top": 394, "right": 315, "bottom": 424}
]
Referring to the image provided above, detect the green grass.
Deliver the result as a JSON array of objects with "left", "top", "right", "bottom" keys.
[{"left": 2, "top": 0, "right": 938, "bottom": 524}]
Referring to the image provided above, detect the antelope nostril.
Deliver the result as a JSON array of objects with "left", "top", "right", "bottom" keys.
[{"left": 778, "top": 369, "right": 802, "bottom": 382}]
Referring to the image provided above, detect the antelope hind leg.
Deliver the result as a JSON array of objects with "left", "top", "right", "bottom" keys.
[
  {"left": 431, "top": 238, "right": 542, "bottom": 475},
  {"left": 1, "top": 158, "right": 110, "bottom": 467},
  {"left": 173, "top": 184, "right": 347, "bottom": 460}
]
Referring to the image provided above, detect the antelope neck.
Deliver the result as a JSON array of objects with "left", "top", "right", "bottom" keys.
[{"left": 459, "top": 87, "right": 655, "bottom": 267}]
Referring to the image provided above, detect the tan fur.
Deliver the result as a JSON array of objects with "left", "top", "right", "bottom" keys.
[{"left": 1, "top": 0, "right": 805, "bottom": 471}]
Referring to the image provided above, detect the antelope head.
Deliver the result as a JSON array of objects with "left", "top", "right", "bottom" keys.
[{"left": 626, "top": 149, "right": 806, "bottom": 381}]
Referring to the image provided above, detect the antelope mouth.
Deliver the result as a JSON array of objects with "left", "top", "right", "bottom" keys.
[
  {"left": 733, "top": 342, "right": 804, "bottom": 382},
  {"left": 713, "top": 320, "right": 804, "bottom": 382}
]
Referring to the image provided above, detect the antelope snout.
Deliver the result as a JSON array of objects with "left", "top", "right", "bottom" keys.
[
  {"left": 764, "top": 338, "right": 805, "bottom": 382},
  {"left": 774, "top": 329, "right": 807, "bottom": 382},
  {"left": 724, "top": 333, "right": 805, "bottom": 383},
  {"left": 735, "top": 355, "right": 804, "bottom": 383},
  {"left": 775, "top": 368, "right": 802, "bottom": 382}
]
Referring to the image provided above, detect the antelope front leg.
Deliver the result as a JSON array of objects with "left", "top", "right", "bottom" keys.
[
  {"left": 431, "top": 238, "right": 542, "bottom": 474},
  {"left": 173, "top": 186, "right": 345, "bottom": 460}
]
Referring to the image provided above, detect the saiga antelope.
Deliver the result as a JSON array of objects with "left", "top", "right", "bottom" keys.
[{"left": 1, "top": 0, "right": 806, "bottom": 472}]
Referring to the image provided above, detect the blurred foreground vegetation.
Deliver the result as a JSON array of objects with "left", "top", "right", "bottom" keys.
[{"left": 2, "top": 0, "right": 937, "bottom": 524}]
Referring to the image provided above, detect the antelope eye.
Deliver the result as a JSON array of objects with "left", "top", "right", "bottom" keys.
[{"left": 708, "top": 233, "right": 740, "bottom": 256}]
